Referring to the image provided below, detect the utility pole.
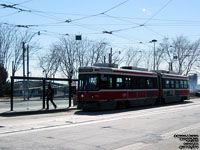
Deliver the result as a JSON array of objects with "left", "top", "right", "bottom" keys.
[
  {"left": 27, "top": 45, "right": 29, "bottom": 101},
  {"left": 22, "top": 42, "right": 26, "bottom": 101},
  {"left": 109, "top": 47, "right": 112, "bottom": 64},
  {"left": 150, "top": 39, "right": 157, "bottom": 71},
  {"left": 12, "top": 61, "right": 14, "bottom": 76},
  {"left": 27, "top": 44, "right": 29, "bottom": 78}
]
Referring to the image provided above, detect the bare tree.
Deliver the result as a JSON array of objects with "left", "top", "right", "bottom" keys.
[
  {"left": 172, "top": 36, "right": 191, "bottom": 74},
  {"left": 38, "top": 47, "right": 61, "bottom": 78},
  {"left": 124, "top": 47, "right": 144, "bottom": 67},
  {"left": 142, "top": 50, "right": 153, "bottom": 70},
  {"left": 183, "top": 39, "right": 200, "bottom": 76},
  {"left": 59, "top": 37, "right": 77, "bottom": 79},
  {"left": 0, "top": 24, "right": 16, "bottom": 71},
  {"left": 12, "top": 31, "right": 40, "bottom": 76},
  {"left": 0, "top": 24, "right": 40, "bottom": 76},
  {"left": 76, "top": 39, "right": 108, "bottom": 67},
  {"left": 110, "top": 48, "right": 124, "bottom": 65},
  {"left": 153, "top": 39, "right": 168, "bottom": 70},
  {"left": 39, "top": 36, "right": 109, "bottom": 79},
  {"left": 158, "top": 36, "right": 200, "bottom": 75}
]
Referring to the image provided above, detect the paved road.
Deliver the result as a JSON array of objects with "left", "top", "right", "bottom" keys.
[{"left": 0, "top": 98, "right": 200, "bottom": 150}]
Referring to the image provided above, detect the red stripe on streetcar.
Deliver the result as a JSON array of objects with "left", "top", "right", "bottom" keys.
[
  {"left": 78, "top": 90, "right": 159, "bottom": 101},
  {"left": 94, "top": 69, "right": 100, "bottom": 71}
]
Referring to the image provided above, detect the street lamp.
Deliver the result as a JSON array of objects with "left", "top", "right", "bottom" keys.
[{"left": 150, "top": 39, "right": 157, "bottom": 70}]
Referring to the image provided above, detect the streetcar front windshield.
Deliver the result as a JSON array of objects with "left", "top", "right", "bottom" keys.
[{"left": 78, "top": 74, "right": 99, "bottom": 91}]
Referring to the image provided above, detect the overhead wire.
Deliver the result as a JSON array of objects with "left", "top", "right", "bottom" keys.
[
  {"left": 103, "top": 13, "right": 140, "bottom": 25},
  {"left": 1, "top": 0, "right": 193, "bottom": 46},
  {"left": 143, "top": 0, "right": 173, "bottom": 25},
  {"left": 102, "top": 0, "right": 130, "bottom": 14},
  {"left": 144, "top": 26, "right": 165, "bottom": 38},
  {"left": 140, "top": 0, "right": 173, "bottom": 38},
  {"left": 70, "top": 22, "right": 105, "bottom": 32},
  {"left": 101, "top": 0, "right": 173, "bottom": 36},
  {"left": 66, "top": 0, "right": 130, "bottom": 22},
  {"left": 26, "top": 0, "right": 131, "bottom": 35},
  {"left": 0, "top": 11, "right": 20, "bottom": 18},
  {"left": 0, "top": 1, "right": 67, "bottom": 22}
]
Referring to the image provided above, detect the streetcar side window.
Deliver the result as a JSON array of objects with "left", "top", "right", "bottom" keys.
[
  {"left": 88, "top": 76, "right": 98, "bottom": 90},
  {"left": 134, "top": 77, "right": 157, "bottom": 89},
  {"left": 180, "top": 80, "right": 184, "bottom": 88},
  {"left": 170, "top": 80, "right": 175, "bottom": 88},
  {"left": 146, "top": 78, "right": 153, "bottom": 89},
  {"left": 125, "top": 77, "right": 132, "bottom": 89},
  {"left": 175, "top": 80, "right": 180, "bottom": 89},
  {"left": 116, "top": 76, "right": 123, "bottom": 88},
  {"left": 184, "top": 80, "right": 188, "bottom": 89},
  {"left": 138, "top": 77, "right": 145, "bottom": 89},
  {"left": 165, "top": 79, "right": 170, "bottom": 88},
  {"left": 108, "top": 76, "right": 113, "bottom": 88},
  {"left": 100, "top": 74, "right": 113, "bottom": 89}
]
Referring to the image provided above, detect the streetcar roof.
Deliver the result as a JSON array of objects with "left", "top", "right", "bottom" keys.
[
  {"left": 161, "top": 73, "right": 188, "bottom": 80},
  {"left": 79, "top": 66, "right": 189, "bottom": 80},
  {"left": 79, "top": 66, "right": 157, "bottom": 77}
]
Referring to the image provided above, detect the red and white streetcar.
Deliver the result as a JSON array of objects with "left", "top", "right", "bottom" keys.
[{"left": 77, "top": 63, "right": 189, "bottom": 110}]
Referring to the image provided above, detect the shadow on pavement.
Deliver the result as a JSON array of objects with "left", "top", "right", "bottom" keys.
[
  {"left": 0, "top": 107, "right": 76, "bottom": 117},
  {"left": 0, "top": 100, "right": 194, "bottom": 117},
  {"left": 74, "top": 101, "right": 193, "bottom": 116}
]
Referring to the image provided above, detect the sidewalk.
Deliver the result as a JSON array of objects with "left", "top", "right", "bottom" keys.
[
  {"left": 0, "top": 98, "right": 10, "bottom": 114},
  {"left": 0, "top": 97, "right": 77, "bottom": 116}
]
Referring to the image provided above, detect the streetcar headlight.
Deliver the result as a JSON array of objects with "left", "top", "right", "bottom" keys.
[{"left": 81, "top": 94, "right": 84, "bottom": 98}]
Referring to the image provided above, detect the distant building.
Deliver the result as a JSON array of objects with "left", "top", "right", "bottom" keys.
[
  {"left": 14, "top": 81, "right": 69, "bottom": 97},
  {"left": 189, "top": 73, "right": 198, "bottom": 93}
]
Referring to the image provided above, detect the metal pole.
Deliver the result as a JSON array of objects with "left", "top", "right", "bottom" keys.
[
  {"left": 22, "top": 42, "right": 26, "bottom": 101},
  {"left": 151, "top": 39, "right": 157, "bottom": 71},
  {"left": 69, "top": 79, "right": 72, "bottom": 107},
  {"left": 12, "top": 61, "right": 14, "bottom": 76},
  {"left": 27, "top": 45, "right": 29, "bottom": 78},
  {"left": 10, "top": 76, "right": 14, "bottom": 111},
  {"left": 154, "top": 42, "right": 155, "bottom": 71},
  {"left": 27, "top": 45, "right": 29, "bottom": 101},
  {"left": 110, "top": 47, "right": 112, "bottom": 64},
  {"left": 171, "top": 62, "right": 173, "bottom": 71},
  {"left": 42, "top": 79, "right": 46, "bottom": 109}
]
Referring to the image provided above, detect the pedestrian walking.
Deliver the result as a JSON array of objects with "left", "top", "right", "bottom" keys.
[{"left": 46, "top": 84, "right": 57, "bottom": 110}]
